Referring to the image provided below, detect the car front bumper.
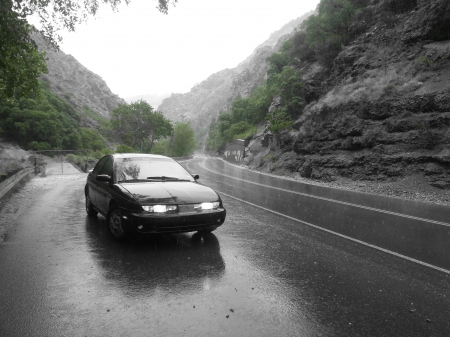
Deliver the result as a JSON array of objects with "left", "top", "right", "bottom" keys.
[{"left": 120, "top": 207, "right": 227, "bottom": 234}]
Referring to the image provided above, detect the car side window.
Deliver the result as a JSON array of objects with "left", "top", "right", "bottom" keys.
[
  {"left": 93, "top": 156, "right": 109, "bottom": 175},
  {"left": 100, "top": 157, "right": 113, "bottom": 177}
]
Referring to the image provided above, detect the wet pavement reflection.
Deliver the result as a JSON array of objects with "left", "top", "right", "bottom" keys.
[
  {"left": 189, "top": 158, "right": 450, "bottom": 271},
  {"left": 85, "top": 218, "right": 226, "bottom": 298},
  {"left": 0, "top": 160, "right": 450, "bottom": 336}
]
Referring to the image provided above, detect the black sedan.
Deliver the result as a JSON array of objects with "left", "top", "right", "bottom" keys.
[{"left": 85, "top": 154, "right": 226, "bottom": 240}]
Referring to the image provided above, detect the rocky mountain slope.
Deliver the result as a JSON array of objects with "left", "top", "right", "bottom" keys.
[
  {"left": 32, "top": 32, "right": 125, "bottom": 128},
  {"left": 158, "top": 13, "right": 313, "bottom": 141},
  {"left": 159, "top": 68, "right": 237, "bottom": 139},
  {"left": 160, "top": 0, "right": 449, "bottom": 190},
  {"left": 247, "top": 0, "right": 450, "bottom": 189}
]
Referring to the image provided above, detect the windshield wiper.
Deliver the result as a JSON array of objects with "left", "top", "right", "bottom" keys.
[
  {"left": 147, "top": 176, "right": 178, "bottom": 180},
  {"left": 118, "top": 179, "right": 150, "bottom": 183},
  {"left": 146, "top": 176, "right": 189, "bottom": 181}
]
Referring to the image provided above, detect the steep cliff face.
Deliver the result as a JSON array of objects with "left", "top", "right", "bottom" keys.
[
  {"left": 249, "top": 0, "right": 450, "bottom": 189},
  {"left": 158, "top": 12, "right": 313, "bottom": 140},
  {"left": 32, "top": 33, "right": 125, "bottom": 127},
  {"left": 226, "top": 45, "right": 273, "bottom": 107}
]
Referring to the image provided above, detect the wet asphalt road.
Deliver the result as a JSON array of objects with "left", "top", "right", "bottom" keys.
[{"left": 0, "top": 159, "right": 450, "bottom": 336}]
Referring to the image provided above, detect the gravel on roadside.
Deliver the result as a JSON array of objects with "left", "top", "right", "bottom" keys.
[{"left": 241, "top": 164, "right": 450, "bottom": 207}]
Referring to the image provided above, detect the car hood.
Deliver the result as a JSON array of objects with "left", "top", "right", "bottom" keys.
[{"left": 120, "top": 181, "right": 219, "bottom": 204}]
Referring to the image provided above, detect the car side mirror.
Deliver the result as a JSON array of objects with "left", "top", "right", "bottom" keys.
[
  {"left": 96, "top": 174, "right": 112, "bottom": 183},
  {"left": 192, "top": 174, "right": 200, "bottom": 180}
]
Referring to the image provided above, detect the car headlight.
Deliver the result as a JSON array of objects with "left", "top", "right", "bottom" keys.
[
  {"left": 142, "top": 205, "right": 178, "bottom": 213},
  {"left": 194, "top": 202, "right": 220, "bottom": 211}
]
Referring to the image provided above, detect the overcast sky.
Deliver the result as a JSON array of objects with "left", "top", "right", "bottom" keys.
[{"left": 53, "top": 0, "right": 319, "bottom": 104}]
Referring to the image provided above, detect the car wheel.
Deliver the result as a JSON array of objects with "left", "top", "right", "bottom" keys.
[
  {"left": 107, "top": 206, "right": 127, "bottom": 241},
  {"left": 85, "top": 193, "right": 98, "bottom": 217}
]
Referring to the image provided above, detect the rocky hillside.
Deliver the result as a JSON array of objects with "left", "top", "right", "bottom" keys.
[
  {"left": 32, "top": 32, "right": 125, "bottom": 128},
  {"left": 247, "top": 0, "right": 450, "bottom": 189},
  {"left": 158, "top": 12, "right": 313, "bottom": 141},
  {"left": 158, "top": 68, "right": 237, "bottom": 139}
]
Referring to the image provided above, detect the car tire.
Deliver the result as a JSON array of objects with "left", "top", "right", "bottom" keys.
[
  {"left": 85, "top": 193, "right": 98, "bottom": 217},
  {"left": 107, "top": 205, "right": 127, "bottom": 241}
]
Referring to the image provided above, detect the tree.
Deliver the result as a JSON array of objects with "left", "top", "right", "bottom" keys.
[
  {"left": 269, "top": 66, "right": 304, "bottom": 119},
  {"left": 265, "top": 107, "right": 292, "bottom": 133},
  {"left": 0, "top": 0, "right": 48, "bottom": 101},
  {"left": 266, "top": 52, "right": 291, "bottom": 78},
  {"left": 151, "top": 138, "right": 171, "bottom": 156},
  {"left": 231, "top": 98, "right": 252, "bottom": 124},
  {"left": 0, "top": 87, "right": 85, "bottom": 150},
  {"left": 109, "top": 100, "right": 173, "bottom": 152},
  {"left": 301, "top": 0, "right": 370, "bottom": 67},
  {"left": 80, "top": 128, "right": 107, "bottom": 151},
  {"left": 248, "top": 84, "right": 273, "bottom": 123},
  {"left": 116, "top": 144, "right": 136, "bottom": 153},
  {"left": 0, "top": 0, "right": 178, "bottom": 100},
  {"left": 171, "top": 122, "right": 196, "bottom": 157}
]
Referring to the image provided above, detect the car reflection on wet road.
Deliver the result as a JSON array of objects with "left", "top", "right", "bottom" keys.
[{"left": 0, "top": 159, "right": 449, "bottom": 336}]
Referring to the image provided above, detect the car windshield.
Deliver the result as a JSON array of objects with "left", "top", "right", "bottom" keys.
[{"left": 114, "top": 157, "right": 195, "bottom": 182}]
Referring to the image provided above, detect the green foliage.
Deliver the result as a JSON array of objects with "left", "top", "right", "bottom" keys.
[
  {"left": 314, "top": 36, "right": 344, "bottom": 69},
  {"left": 171, "top": 122, "right": 196, "bottom": 157},
  {"left": 284, "top": 31, "right": 316, "bottom": 64},
  {"left": 264, "top": 152, "right": 277, "bottom": 161},
  {"left": 417, "top": 56, "right": 433, "bottom": 68},
  {"left": 266, "top": 53, "right": 291, "bottom": 77},
  {"left": 116, "top": 144, "right": 136, "bottom": 153},
  {"left": 151, "top": 139, "right": 171, "bottom": 156},
  {"left": 28, "top": 141, "right": 51, "bottom": 151},
  {"left": 93, "top": 148, "right": 114, "bottom": 158},
  {"left": 82, "top": 105, "right": 109, "bottom": 126},
  {"left": 65, "top": 153, "right": 77, "bottom": 163},
  {"left": 269, "top": 66, "right": 304, "bottom": 118},
  {"left": 108, "top": 100, "right": 173, "bottom": 152},
  {"left": 231, "top": 98, "right": 252, "bottom": 123},
  {"left": 300, "top": 0, "right": 370, "bottom": 67},
  {"left": 0, "top": 85, "right": 85, "bottom": 150},
  {"left": 231, "top": 123, "right": 257, "bottom": 140},
  {"left": 206, "top": 114, "right": 234, "bottom": 152},
  {"left": 265, "top": 107, "right": 293, "bottom": 133},
  {"left": 206, "top": 65, "right": 303, "bottom": 151},
  {"left": 248, "top": 85, "right": 274, "bottom": 123},
  {"left": 65, "top": 153, "right": 104, "bottom": 172},
  {"left": 80, "top": 128, "right": 107, "bottom": 151},
  {"left": 0, "top": 81, "right": 113, "bottom": 154},
  {"left": 206, "top": 114, "right": 257, "bottom": 152},
  {"left": 0, "top": 0, "right": 48, "bottom": 101}
]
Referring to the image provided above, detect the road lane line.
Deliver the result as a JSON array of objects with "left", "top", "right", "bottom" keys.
[
  {"left": 217, "top": 190, "right": 450, "bottom": 276},
  {"left": 198, "top": 161, "right": 450, "bottom": 228}
]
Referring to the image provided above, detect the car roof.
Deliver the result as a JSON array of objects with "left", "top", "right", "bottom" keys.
[{"left": 111, "top": 153, "right": 173, "bottom": 160}]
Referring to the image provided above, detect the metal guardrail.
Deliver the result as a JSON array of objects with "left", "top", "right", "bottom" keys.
[{"left": 0, "top": 168, "right": 34, "bottom": 200}]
